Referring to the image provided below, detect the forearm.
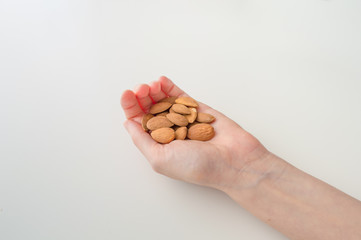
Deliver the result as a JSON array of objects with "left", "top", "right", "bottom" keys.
[{"left": 223, "top": 152, "right": 361, "bottom": 240}]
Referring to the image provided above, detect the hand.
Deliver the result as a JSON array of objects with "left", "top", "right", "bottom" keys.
[
  {"left": 122, "top": 76, "right": 361, "bottom": 240},
  {"left": 121, "top": 76, "right": 271, "bottom": 191}
]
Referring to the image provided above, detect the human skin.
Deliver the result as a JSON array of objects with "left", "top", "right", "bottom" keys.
[{"left": 121, "top": 76, "right": 361, "bottom": 240}]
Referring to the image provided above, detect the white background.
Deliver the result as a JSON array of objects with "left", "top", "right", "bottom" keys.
[{"left": 1, "top": 0, "right": 361, "bottom": 239}]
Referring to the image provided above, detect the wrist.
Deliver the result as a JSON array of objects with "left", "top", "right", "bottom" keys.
[{"left": 220, "top": 149, "right": 289, "bottom": 201}]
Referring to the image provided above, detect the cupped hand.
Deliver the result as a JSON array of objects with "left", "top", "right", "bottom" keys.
[{"left": 121, "top": 76, "right": 270, "bottom": 191}]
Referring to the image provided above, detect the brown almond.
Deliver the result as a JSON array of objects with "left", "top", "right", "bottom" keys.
[
  {"left": 151, "top": 128, "right": 175, "bottom": 144},
  {"left": 166, "top": 113, "right": 188, "bottom": 127},
  {"left": 169, "top": 108, "right": 176, "bottom": 113},
  {"left": 196, "top": 112, "right": 215, "bottom": 123},
  {"left": 149, "top": 102, "right": 172, "bottom": 114},
  {"left": 175, "top": 97, "right": 198, "bottom": 107},
  {"left": 175, "top": 127, "right": 187, "bottom": 140},
  {"left": 156, "top": 111, "right": 168, "bottom": 117},
  {"left": 187, "top": 121, "right": 200, "bottom": 128},
  {"left": 185, "top": 107, "right": 197, "bottom": 123},
  {"left": 141, "top": 113, "right": 154, "bottom": 131},
  {"left": 187, "top": 123, "right": 215, "bottom": 141},
  {"left": 159, "top": 96, "right": 177, "bottom": 104},
  {"left": 146, "top": 116, "right": 174, "bottom": 131},
  {"left": 171, "top": 104, "right": 191, "bottom": 115}
]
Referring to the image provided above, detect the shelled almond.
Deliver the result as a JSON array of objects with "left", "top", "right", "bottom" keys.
[{"left": 142, "top": 96, "right": 215, "bottom": 144}]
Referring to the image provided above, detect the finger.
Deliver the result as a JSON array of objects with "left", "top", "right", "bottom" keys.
[
  {"left": 159, "top": 76, "right": 189, "bottom": 97},
  {"left": 123, "top": 119, "right": 158, "bottom": 160},
  {"left": 149, "top": 81, "right": 167, "bottom": 102},
  {"left": 120, "top": 90, "right": 144, "bottom": 120},
  {"left": 134, "top": 84, "right": 153, "bottom": 113}
]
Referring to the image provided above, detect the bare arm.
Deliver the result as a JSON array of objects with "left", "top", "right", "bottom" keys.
[
  {"left": 121, "top": 76, "right": 361, "bottom": 240},
  {"left": 224, "top": 152, "right": 361, "bottom": 240}
]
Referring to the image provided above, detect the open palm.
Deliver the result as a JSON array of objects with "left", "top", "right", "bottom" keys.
[{"left": 121, "top": 76, "right": 268, "bottom": 190}]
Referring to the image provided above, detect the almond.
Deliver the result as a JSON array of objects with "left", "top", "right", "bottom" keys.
[
  {"left": 171, "top": 104, "right": 191, "bottom": 115},
  {"left": 187, "top": 123, "right": 215, "bottom": 141},
  {"left": 175, "top": 97, "right": 198, "bottom": 107},
  {"left": 187, "top": 121, "right": 200, "bottom": 128},
  {"left": 175, "top": 127, "right": 187, "bottom": 140},
  {"left": 156, "top": 111, "right": 168, "bottom": 117},
  {"left": 151, "top": 128, "right": 175, "bottom": 144},
  {"left": 159, "top": 96, "right": 177, "bottom": 104},
  {"left": 172, "top": 125, "right": 180, "bottom": 131},
  {"left": 166, "top": 113, "right": 188, "bottom": 127},
  {"left": 196, "top": 112, "right": 215, "bottom": 123},
  {"left": 141, "top": 113, "right": 154, "bottom": 131},
  {"left": 140, "top": 93, "right": 216, "bottom": 143},
  {"left": 185, "top": 107, "right": 197, "bottom": 123},
  {"left": 146, "top": 116, "right": 174, "bottom": 131},
  {"left": 149, "top": 102, "right": 172, "bottom": 114}
]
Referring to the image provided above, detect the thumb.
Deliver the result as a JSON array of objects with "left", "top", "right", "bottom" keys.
[{"left": 123, "top": 119, "right": 157, "bottom": 159}]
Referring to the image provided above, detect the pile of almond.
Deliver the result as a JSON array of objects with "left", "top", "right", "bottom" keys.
[{"left": 142, "top": 96, "right": 216, "bottom": 144}]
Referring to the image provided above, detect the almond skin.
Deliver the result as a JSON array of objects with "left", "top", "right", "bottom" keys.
[
  {"left": 185, "top": 107, "right": 197, "bottom": 123},
  {"left": 146, "top": 116, "right": 174, "bottom": 131},
  {"left": 149, "top": 102, "right": 172, "bottom": 114},
  {"left": 171, "top": 104, "right": 191, "bottom": 114},
  {"left": 151, "top": 128, "right": 175, "bottom": 144},
  {"left": 143, "top": 95, "right": 215, "bottom": 143},
  {"left": 156, "top": 111, "right": 168, "bottom": 117},
  {"left": 175, "top": 127, "right": 187, "bottom": 140},
  {"left": 175, "top": 97, "right": 198, "bottom": 107},
  {"left": 187, "top": 121, "right": 200, "bottom": 128},
  {"left": 166, "top": 113, "right": 189, "bottom": 127},
  {"left": 187, "top": 123, "right": 215, "bottom": 141},
  {"left": 196, "top": 112, "right": 215, "bottom": 123},
  {"left": 159, "top": 96, "right": 178, "bottom": 104},
  {"left": 141, "top": 113, "right": 154, "bottom": 131}
]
